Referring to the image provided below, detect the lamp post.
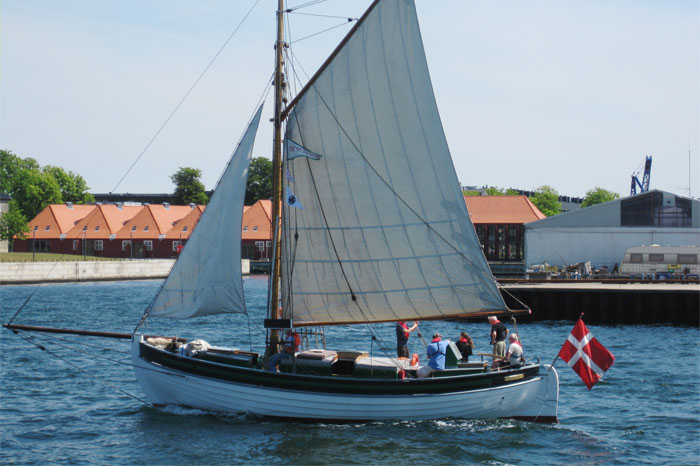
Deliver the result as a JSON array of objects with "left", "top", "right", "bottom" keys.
[
  {"left": 83, "top": 230, "right": 87, "bottom": 259},
  {"left": 32, "top": 229, "right": 36, "bottom": 262}
]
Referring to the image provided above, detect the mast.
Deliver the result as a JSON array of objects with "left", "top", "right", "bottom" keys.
[{"left": 268, "top": 0, "right": 285, "bottom": 347}]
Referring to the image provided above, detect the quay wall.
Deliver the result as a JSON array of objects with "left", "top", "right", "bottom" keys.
[
  {"left": 0, "top": 259, "right": 251, "bottom": 284},
  {"left": 500, "top": 282, "right": 699, "bottom": 325}
]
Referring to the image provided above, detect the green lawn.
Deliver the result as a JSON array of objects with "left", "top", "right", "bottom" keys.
[{"left": 0, "top": 252, "right": 120, "bottom": 262}]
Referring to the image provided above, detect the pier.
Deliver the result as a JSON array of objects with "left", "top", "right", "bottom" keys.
[{"left": 500, "top": 280, "right": 699, "bottom": 325}]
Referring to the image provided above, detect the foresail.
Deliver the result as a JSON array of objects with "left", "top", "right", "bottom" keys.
[
  {"left": 282, "top": 0, "right": 507, "bottom": 326},
  {"left": 149, "top": 106, "right": 263, "bottom": 318}
]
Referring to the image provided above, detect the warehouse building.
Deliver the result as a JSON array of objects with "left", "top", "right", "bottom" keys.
[{"left": 524, "top": 190, "right": 700, "bottom": 271}]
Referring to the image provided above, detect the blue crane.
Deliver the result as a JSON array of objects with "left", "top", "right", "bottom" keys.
[{"left": 630, "top": 155, "right": 652, "bottom": 195}]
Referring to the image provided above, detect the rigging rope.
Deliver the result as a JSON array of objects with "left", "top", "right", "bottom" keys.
[
  {"left": 111, "top": 0, "right": 262, "bottom": 193},
  {"left": 13, "top": 330, "right": 153, "bottom": 407}
]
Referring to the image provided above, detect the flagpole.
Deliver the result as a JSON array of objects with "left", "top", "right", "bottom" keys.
[{"left": 548, "top": 312, "right": 585, "bottom": 371}]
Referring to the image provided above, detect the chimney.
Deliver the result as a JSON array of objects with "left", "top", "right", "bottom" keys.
[
  {"left": 163, "top": 202, "right": 170, "bottom": 210},
  {"left": 116, "top": 202, "right": 123, "bottom": 210},
  {"left": 189, "top": 203, "right": 196, "bottom": 209},
  {"left": 66, "top": 202, "right": 73, "bottom": 209}
]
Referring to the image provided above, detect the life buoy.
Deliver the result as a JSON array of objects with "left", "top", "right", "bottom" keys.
[{"left": 410, "top": 353, "right": 419, "bottom": 366}]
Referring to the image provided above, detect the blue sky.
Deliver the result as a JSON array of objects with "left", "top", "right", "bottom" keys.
[{"left": 1, "top": 0, "right": 698, "bottom": 198}]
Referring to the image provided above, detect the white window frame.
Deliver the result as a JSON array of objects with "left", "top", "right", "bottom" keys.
[
  {"left": 73, "top": 240, "right": 78, "bottom": 251},
  {"left": 256, "top": 241, "right": 265, "bottom": 252},
  {"left": 122, "top": 240, "right": 131, "bottom": 251},
  {"left": 172, "top": 240, "right": 182, "bottom": 252},
  {"left": 144, "top": 240, "right": 153, "bottom": 251},
  {"left": 94, "top": 240, "right": 103, "bottom": 251}
]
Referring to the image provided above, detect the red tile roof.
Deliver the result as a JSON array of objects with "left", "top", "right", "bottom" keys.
[
  {"left": 165, "top": 205, "right": 205, "bottom": 239},
  {"left": 115, "top": 204, "right": 194, "bottom": 239},
  {"left": 242, "top": 200, "right": 272, "bottom": 240},
  {"left": 464, "top": 195, "right": 546, "bottom": 224},
  {"left": 28, "top": 204, "right": 94, "bottom": 238}
]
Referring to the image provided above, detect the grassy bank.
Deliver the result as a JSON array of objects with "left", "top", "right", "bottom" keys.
[{"left": 0, "top": 253, "right": 120, "bottom": 262}]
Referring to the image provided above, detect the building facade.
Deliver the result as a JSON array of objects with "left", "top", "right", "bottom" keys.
[
  {"left": 464, "top": 195, "right": 546, "bottom": 276},
  {"left": 524, "top": 190, "right": 700, "bottom": 271},
  {"left": 14, "top": 199, "right": 274, "bottom": 260}
]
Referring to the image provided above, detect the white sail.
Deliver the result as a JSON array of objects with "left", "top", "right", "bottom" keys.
[
  {"left": 281, "top": 0, "right": 506, "bottom": 326},
  {"left": 149, "top": 107, "right": 263, "bottom": 318}
]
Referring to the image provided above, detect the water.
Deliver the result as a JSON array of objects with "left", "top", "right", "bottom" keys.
[{"left": 1, "top": 277, "right": 698, "bottom": 465}]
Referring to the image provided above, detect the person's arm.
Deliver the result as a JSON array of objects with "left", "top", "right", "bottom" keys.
[
  {"left": 490, "top": 328, "right": 496, "bottom": 344},
  {"left": 408, "top": 321, "right": 418, "bottom": 332}
]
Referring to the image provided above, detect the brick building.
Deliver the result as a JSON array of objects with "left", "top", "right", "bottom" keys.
[
  {"left": 14, "top": 200, "right": 275, "bottom": 259},
  {"left": 464, "top": 195, "right": 546, "bottom": 276}
]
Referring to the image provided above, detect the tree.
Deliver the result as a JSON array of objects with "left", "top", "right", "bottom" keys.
[
  {"left": 43, "top": 166, "right": 95, "bottom": 205},
  {"left": 0, "top": 201, "right": 29, "bottom": 250},
  {"left": 245, "top": 157, "right": 272, "bottom": 205},
  {"left": 581, "top": 187, "right": 620, "bottom": 208},
  {"left": 170, "top": 167, "right": 209, "bottom": 205},
  {"left": 530, "top": 185, "right": 561, "bottom": 217},
  {"left": 10, "top": 167, "right": 62, "bottom": 220}
]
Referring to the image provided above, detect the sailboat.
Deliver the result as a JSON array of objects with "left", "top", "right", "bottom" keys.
[{"left": 130, "top": 0, "right": 559, "bottom": 422}]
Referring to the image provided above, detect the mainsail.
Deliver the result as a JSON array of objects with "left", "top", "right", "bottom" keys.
[
  {"left": 282, "top": 0, "right": 506, "bottom": 326},
  {"left": 149, "top": 106, "right": 263, "bottom": 318}
]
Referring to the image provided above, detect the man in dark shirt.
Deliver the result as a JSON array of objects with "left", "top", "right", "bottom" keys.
[
  {"left": 488, "top": 316, "right": 509, "bottom": 357},
  {"left": 395, "top": 321, "right": 418, "bottom": 357}
]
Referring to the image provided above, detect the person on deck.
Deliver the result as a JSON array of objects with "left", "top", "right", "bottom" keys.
[
  {"left": 488, "top": 316, "right": 509, "bottom": 358},
  {"left": 492, "top": 333, "right": 524, "bottom": 370},
  {"left": 266, "top": 330, "right": 300, "bottom": 372},
  {"left": 395, "top": 321, "right": 418, "bottom": 358},
  {"left": 455, "top": 331, "right": 474, "bottom": 362},
  {"left": 417, "top": 333, "right": 450, "bottom": 378}
]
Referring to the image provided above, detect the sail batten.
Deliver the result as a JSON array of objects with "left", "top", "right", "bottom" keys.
[
  {"left": 281, "top": 0, "right": 507, "bottom": 326},
  {"left": 148, "top": 106, "right": 263, "bottom": 319}
]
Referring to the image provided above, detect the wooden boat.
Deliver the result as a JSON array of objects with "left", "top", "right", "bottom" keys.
[{"left": 131, "top": 0, "right": 559, "bottom": 422}]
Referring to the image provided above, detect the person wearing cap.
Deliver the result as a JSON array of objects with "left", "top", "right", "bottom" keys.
[
  {"left": 488, "top": 315, "right": 509, "bottom": 357},
  {"left": 417, "top": 332, "right": 450, "bottom": 378}
]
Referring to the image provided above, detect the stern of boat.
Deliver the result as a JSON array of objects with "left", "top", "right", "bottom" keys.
[{"left": 507, "top": 364, "right": 559, "bottom": 423}]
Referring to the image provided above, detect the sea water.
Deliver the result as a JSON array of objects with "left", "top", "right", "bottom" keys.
[{"left": 1, "top": 277, "right": 698, "bottom": 465}]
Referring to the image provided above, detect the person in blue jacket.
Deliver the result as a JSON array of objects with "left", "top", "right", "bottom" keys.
[{"left": 417, "top": 332, "right": 450, "bottom": 378}]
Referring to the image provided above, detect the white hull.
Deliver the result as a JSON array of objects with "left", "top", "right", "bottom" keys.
[{"left": 132, "top": 336, "right": 559, "bottom": 422}]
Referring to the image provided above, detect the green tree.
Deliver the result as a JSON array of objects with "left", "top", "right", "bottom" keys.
[
  {"left": 530, "top": 185, "right": 561, "bottom": 217},
  {"left": 170, "top": 167, "right": 209, "bottom": 205},
  {"left": 0, "top": 201, "right": 29, "bottom": 250},
  {"left": 1, "top": 150, "right": 40, "bottom": 194},
  {"left": 505, "top": 188, "right": 520, "bottom": 196},
  {"left": 245, "top": 157, "right": 272, "bottom": 205},
  {"left": 581, "top": 187, "right": 620, "bottom": 208},
  {"left": 43, "top": 166, "right": 95, "bottom": 205},
  {"left": 11, "top": 167, "right": 62, "bottom": 219}
]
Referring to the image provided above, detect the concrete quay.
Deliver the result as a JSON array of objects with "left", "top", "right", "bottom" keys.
[
  {"left": 0, "top": 259, "right": 251, "bottom": 285},
  {"left": 500, "top": 281, "right": 699, "bottom": 325}
]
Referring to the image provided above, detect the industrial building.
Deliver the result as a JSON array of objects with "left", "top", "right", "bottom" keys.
[{"left": 524, "top": 190, "right": 700, "bottom": 271}]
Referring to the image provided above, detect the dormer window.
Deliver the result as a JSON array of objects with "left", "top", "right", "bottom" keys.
[
  {"left": 94, "top": 226, "right": 100, "bottom": 231},
  {"left": 144, "top": 226, "right": 149, "bottom": 232},
  {"left": 82, "top": 226, "right": 88, "bottom": 231},
  {"left": 243, "top": 226, "right": 248, "bottom": 231},
  {"left": 253, "top": 226, "right": 258, "bottom": 231},
  {"left": 45, "top": 225, "right": 50, "bottom": 231},
  {"left": 131, "top": 226, "right": 137, "bottom": 231},
  {"left": 33, "top": 225, "right": 38, "bottom": 231},
  {"left": 182, "top": 226, "right": 188, "bottom": 232}
]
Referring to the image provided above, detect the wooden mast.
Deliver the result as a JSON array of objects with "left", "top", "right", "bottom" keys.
[{"left": 268, "top": 0, "right": 285, "bottom": 350}]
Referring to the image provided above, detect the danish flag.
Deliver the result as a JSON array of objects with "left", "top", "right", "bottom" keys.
[{"left": 558, "top": 318, "right": 615, "bottom": 390}]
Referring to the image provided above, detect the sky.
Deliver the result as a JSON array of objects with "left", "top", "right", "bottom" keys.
[{"left": 1, "top": 0, "right": 698, "bottom": 199}]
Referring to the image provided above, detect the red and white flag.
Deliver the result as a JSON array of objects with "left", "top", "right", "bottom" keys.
[{"left": 558, "top": 318, "right": 615, "bottom": 390}]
